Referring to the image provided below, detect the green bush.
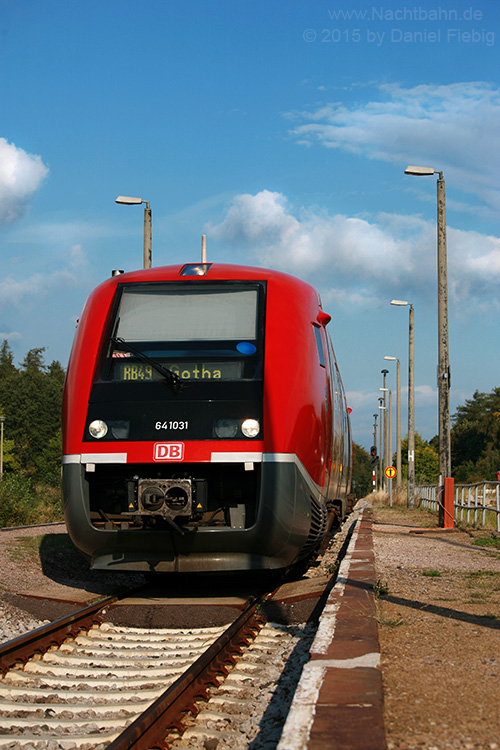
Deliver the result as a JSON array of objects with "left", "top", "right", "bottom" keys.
[{"left": 0, "top": 473, "right": 63, "bottom": 527}]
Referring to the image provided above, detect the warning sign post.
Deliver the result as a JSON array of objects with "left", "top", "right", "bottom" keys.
[{"left": 385, "top": 466, "right": 397, "bottom": 505}]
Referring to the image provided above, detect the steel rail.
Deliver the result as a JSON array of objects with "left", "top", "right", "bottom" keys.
[
  {"left": 106, "top": 595, "right": 267, "bottom": 750},
  {"left": 0, "top": 521, "right": 65, "bottom": 532},
  {"left": 0, "top": 593, "right": 120, "bottom": 673}
]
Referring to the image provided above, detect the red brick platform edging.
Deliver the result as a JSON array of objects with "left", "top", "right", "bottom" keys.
[{"left": 278, "top": 509, "right": 386, "bottom": 750}]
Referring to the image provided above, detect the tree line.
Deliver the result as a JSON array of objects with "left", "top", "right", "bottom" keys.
[
  {"left": 0, "top": 341, "right": 66, "bottom": 525},
  {"left": 0, "top": 341, "right": 64, "bottom": 484}
]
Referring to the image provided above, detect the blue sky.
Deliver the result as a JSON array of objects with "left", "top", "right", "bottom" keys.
[{"left": 1, "top": 0, "right": 499, "bottom": 452}]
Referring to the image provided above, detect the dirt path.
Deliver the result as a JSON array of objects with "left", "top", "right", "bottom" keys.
[{"left": 372, "top": 505, "right": 500, "bottom": 750}]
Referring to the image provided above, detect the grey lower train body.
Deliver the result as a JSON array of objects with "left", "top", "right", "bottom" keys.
[{"left": 62, "top": 456, "right": 329, "bottom": 573}]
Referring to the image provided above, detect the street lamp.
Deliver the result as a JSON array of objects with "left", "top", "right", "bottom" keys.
[
  {"left": 115, "top": 195, "right": 152, "bottom": 269},
  {"left": 380, "top": 386, "right": 389, "bottom": 464},
  {"left": 378, "top": 397, "right": 385, "bottom": 491},
  {"left": 372, "top": 413, "right": 378, "bottom": 491},
  {"left": 404, "top": 166, "right": 451, "bottom": 492},
  {"left": 385, "top": 356, "right": 401, "bottom": 489},
  {"left": 391, "top": 300, "right": 415, "bottom": 508}
]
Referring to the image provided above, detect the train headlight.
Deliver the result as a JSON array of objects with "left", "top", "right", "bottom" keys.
[
  {"left": 214, "top": 418, "right": 239, "bottom": 438},
  {"left": 241, "top": 418, "right": 260, "bottom": 438},
  {"left": 89, "top": 420, "right": 108, "bottom": 439}
]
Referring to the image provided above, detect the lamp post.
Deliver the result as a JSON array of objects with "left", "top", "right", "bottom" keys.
[
  {"left": 372, "top": 413, "right": 378, "bottom": 491},
  {"left": 379, "top": 387, "right": 387, "bottom": 489},
  {"left": 0, "top": 416, "right": 4, "bottom": 478},
  {"left": 384, "top": 356, "right": 401, "bottom": 489},
  {"left": 391, "top": 300, "right": 415, "bottom": 508},
  {"left": 115, "top": 195, "right": 152, "bottom": 269},
  {"left": 378, "top": 397, "right": 385, "bottom": 491},
  {"left": 404, "top": 166, "right": 451, "bottom": 494}
]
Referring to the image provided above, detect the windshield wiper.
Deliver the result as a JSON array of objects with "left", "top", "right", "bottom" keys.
[{"left": 111, "top": 337, "right": 183, "bottom": 393}]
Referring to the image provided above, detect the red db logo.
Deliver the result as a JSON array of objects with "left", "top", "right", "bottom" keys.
[{"left": 153, "top": 443, "right": 185, "bottom": 461}]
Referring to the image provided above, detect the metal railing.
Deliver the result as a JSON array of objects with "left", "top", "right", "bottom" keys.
[{"left": 416, "top": 481, "right": 500, "bottom": 532}]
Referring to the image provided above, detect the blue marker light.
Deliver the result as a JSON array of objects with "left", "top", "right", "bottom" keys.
[{"left": 236, "top": 342, "right": 257, "bottom": 355}]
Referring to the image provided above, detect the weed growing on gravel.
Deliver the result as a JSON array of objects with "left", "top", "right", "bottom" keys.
[
  {"left": 422, "top": 569, "right": 442, "bottom": 577},
  {"left": 376, "top": 615, "right": 405, "bottom": 627},
  {"left": 468, "top": 592, "right": 486, "bottom": 602},
  {"left": 466, "top": 570, "right": 500, "bottom": 584},
  {"left": 463, "top": 570, "right": 500, "bottom": 604},
  {"left": 473, "top": 537, "right": 500, "bottom": 549},
  {"left": 325, "top": 562, "right": 339, "bottom": 575},
  {"left": 469, "top": 569, "right": 500, "bottom": 575},
  {"left": 374, "top": 578, "right": 389, "bottom": 597}
]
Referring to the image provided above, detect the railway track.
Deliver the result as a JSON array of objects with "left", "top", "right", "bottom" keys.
[
  {"left": 0, "top": 591, "right": 267, "bottom": 749},
  {"left": 0, "top": 512, "right": 357, "bottom": 749}
]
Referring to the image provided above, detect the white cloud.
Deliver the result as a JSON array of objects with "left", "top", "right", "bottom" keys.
[
  {"left": 0, "top": 330, "right": 21, "bottom": 343},
  {"left": 208, "top": 190, "right": 500, "bottom": 310},
  {"left": 0, "top": 271, "right": 77, "bottom": 308},
  {"left": 415, "top": 385, "right": 437, "bottom": 405},
  {"left": 287, "top": 82, "right": 500, "bottom": 210},
  {"left": 0, "top": 244, "right": 91, "bottom": 311},
  {"left": 0, "top": 138, "right": 49, "bottom": 225},
  {"left": 11, "top": 220, "right": 125, "bottom": 245},
  {"left": 347, "top": 383, "right": 436, "bottom": 413}
]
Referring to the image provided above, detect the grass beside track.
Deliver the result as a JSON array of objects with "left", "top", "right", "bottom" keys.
[{"left": 0, "top": 473, "right": 63, "bottom": 527}]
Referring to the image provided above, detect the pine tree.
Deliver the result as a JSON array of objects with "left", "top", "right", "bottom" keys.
[{"left": 0, "top": 340, "right": 17, "bottom": 379}]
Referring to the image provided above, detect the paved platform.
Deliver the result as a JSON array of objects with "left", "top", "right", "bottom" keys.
[{"left": 278, "top": 507, "right": 387, "bottom": 750}]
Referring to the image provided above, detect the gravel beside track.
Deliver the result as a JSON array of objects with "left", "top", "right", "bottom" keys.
[
  {"left": 0, "top": 599, "right": 48, "bottom": 644},
  {"left": 0, "top": 523, "right": 145, "bottom": 642},
  {"left": 0, "top": 524, "right": 66, "bottom": 642},
  {"left": 166, "top": 621, "right": 317, "bottom": 750}
]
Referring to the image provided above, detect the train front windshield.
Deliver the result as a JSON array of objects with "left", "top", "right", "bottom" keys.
[{"left": 97, "top": 281, "right": 266, "bottom": 385}]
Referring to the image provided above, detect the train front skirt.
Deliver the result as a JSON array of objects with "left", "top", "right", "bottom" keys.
[{"left": 62, "top": 451, "right": 329, "bottom": 573}]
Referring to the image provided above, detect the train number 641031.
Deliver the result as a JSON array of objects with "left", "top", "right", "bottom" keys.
[{"left": 155, "top": 421, "right": 189, "bottom": 430}]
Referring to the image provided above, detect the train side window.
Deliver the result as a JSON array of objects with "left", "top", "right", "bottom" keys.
[{"left": 313, "top": 325, "right": 326, "bottom": 368}]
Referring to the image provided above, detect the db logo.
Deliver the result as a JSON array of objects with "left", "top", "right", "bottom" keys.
[{"left": 153, "top": 443, "right": 185, "bottom": 461}]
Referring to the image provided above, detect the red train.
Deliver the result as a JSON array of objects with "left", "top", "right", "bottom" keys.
[{"left": 62, "top": 263, "right": 352, "bottom": 573}]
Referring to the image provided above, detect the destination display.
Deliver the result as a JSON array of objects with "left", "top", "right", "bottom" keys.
[{"left": 114, "top": 361, "right": 243, "bottom": 382}]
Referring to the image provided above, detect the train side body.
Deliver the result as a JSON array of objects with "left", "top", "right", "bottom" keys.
[{"left": 62, "top": 263, "right": 352, "bottom": 573}]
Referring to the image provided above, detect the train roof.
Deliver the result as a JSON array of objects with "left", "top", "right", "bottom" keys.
[
  {"left": 105, "top": 262, "right": 310, "bottom": 283},
  {"left": 90, "top": 263, "right": 322, "bottom": 299}
]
